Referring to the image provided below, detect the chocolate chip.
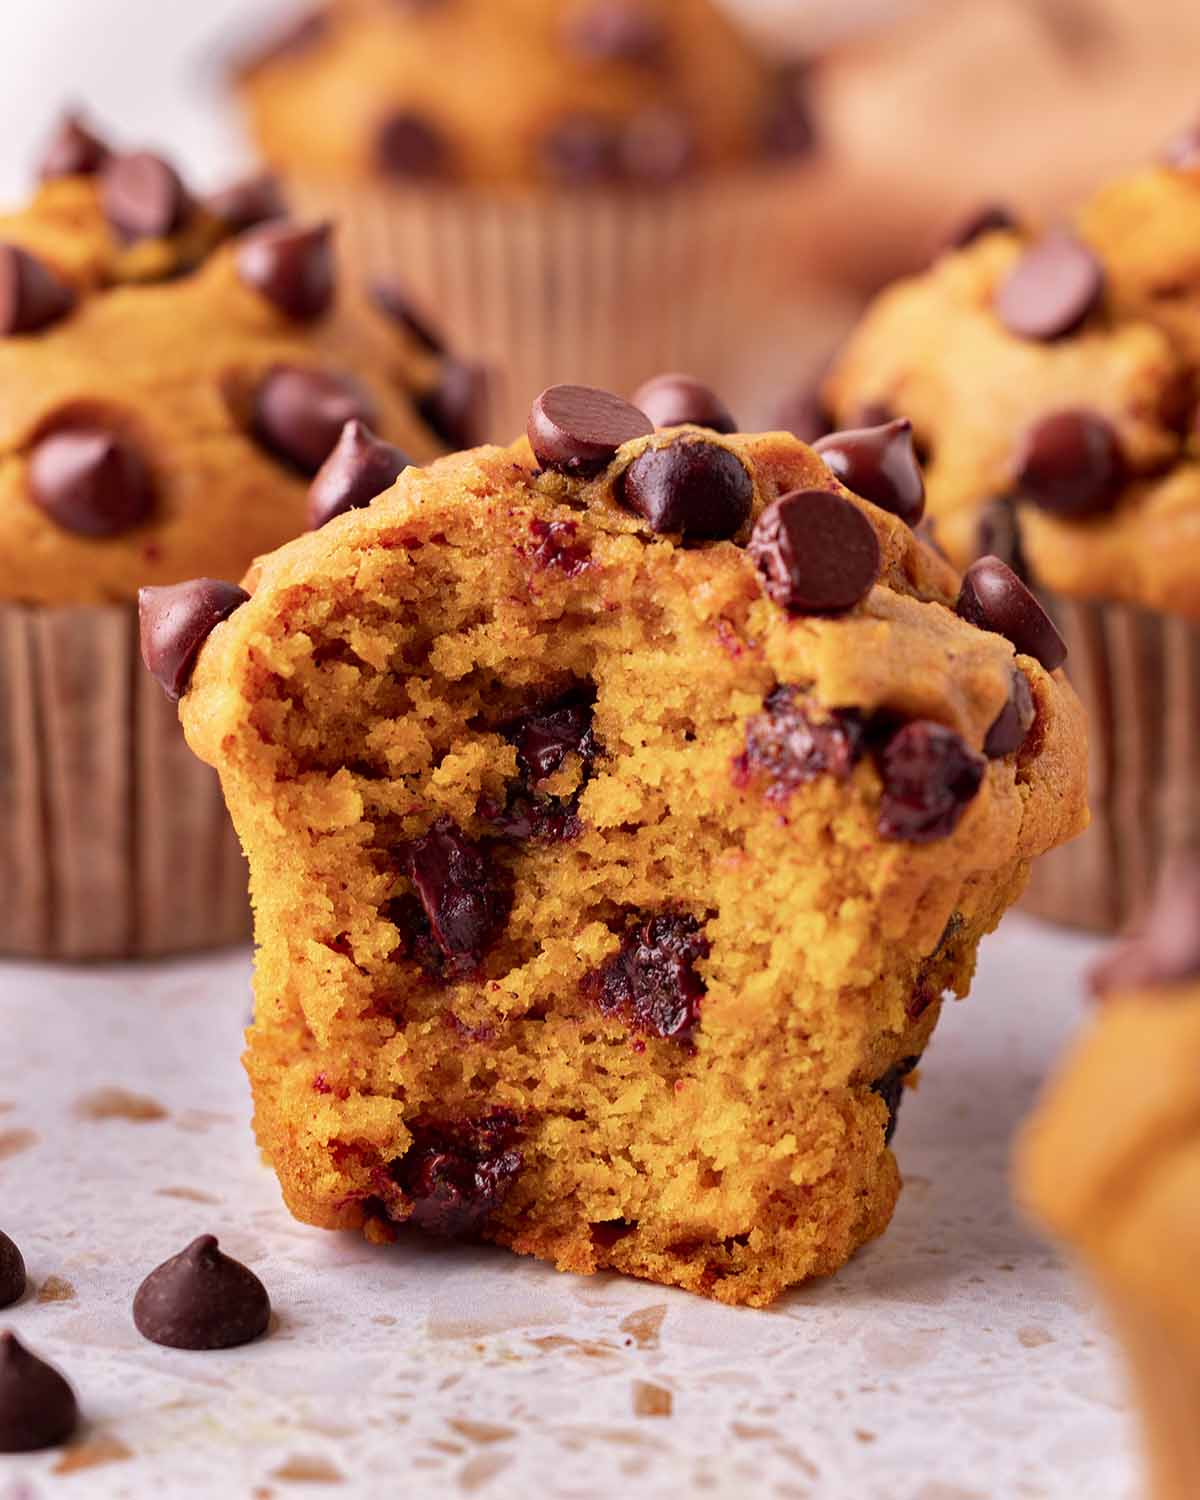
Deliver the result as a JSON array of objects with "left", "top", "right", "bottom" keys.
[
  {"left": 417, "top": 358, "right": 487, "bottom": 450},
  {"left": 976, "top": 497, "right": 1029, "bottom": 578},
  {"left": 815, "top": 418, "right": 926, "bottom": 527},
  {"left": 566, "top": 1, "right": 666, "bottom": 64},
  {"left": 139, "top": 578, "right": 250, "bottom": 701},
  {"left": 254, "top": 365, "right": 378, "bottom": 474},
  {"left": 1162, "top": 119, "right": 1200, "bottom": 172},
  {"left": 0, "top": 244, "right": 75, "bottom": 335},
  {"left": 374, "top": 112, "right": 449, "bottom": 178},
  {"left": 984, "top": 671, "right": 1036, "bottom": 759},
  {"left": 308, "top": 419, "right": 411, "bottom": 529},
  {"left": 133, "top": 1235, "right": 270, "bottom": 1350},
  {"left": 29, "top": 426, "right": 155, "bottom": 537},
  {"left": 957, "top": 555, "right": 1067, "bottom": 671},
  {"left": 392, "top": 1113, "right": 523, "bottom": 1237},
  {"left": 0, "top": 1334, "right": 78, "bottom": 1453},
  {"left": 871, "top": 1055, "right": 920, "bottom": 1145},
  {"left": 618, "top": 438, "right": 752, "bottom": 540},
  {"left": 207, "top": 172, "right": 287, "bottom": 233},
  {"left": 749, "top": 490, "right": 880, "bottom": 615},
  {"left": 541, "top": 115, "right": 623, "bottom": 184},
  {"left": 994, "top": 232, "right": 1104, "bottom": 341},
  {"left": 1089, "top": 852, "right": 1200, "bottom": 997},
  {"left": 776, "top": 381, "right": 832, "bottom": 444},
  {"left": 237, "top": 220, "right": 334, "bottom": 322},
  {"left": 528, "top": 384, "right": 653, "bottom": 475},
  {"left": 1013, "top": 408, "right": 1125, "bottom": 520},
  {"left": 763, "top": 64, "right": 817, "bottom": 158},
  {"left": 100, "top": 151, "right": 190, "bottom": 242},
  {"left": 620, "top": 109, "right": 695, "bottom": 183},
  {"left": 584, "top": 912, "right": 710, "bottom": 1041},
  {"left": 405, "top": 819, "right": 507, "bottom": 969},
  {"left": 939, "top": 203, "right": 1018, "bottom": 254},
  {"left": 630, "top": 373, "right": 736, "bottom": 434},
  {"left": 38, "top": 111, "right": 110, "bottom": 181},
  {"left": 510, "top": 694, "right": 598, "bottom": 782},
  {"left": 370, "top": 280, "right": 445, "bottom": 354},
  {"left": 0, "top": 1233, "right": 25, "bottom": 1310},
  {"left": 735, "top": 686, "right": 866, "bottom": 802},
  {"left": 877, "top": 722, "right": 985, "bottom": 843},
  {"left": 481, "top": 691, "right": 600, "bottom": 844}
]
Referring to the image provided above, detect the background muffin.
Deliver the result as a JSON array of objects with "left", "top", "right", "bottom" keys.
[{"left": 0, "top": 114, "right": 473, "bottom": 959}]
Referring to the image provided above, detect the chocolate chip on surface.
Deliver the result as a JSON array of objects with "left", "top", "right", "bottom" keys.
[
  {"left": 417, "top": 358, "right": 487, "bottom": 450},
  {"left": 994, "top": 231, "right": 1104, "bottom": 340},
  {"left": 253, "top": 365, "right": 378, "bottom": 474},
  {"left": 1013, "top": 408, "right": 1125, "bottom": 520},
  {"left": 957, "top": 555, "right": 1067, "bottom": 671},
  {"left": 540, "top": 115, "right": 623, "bottom": 184},
  {"left": 939, "top": 203, "right": 1018, "bottom": 254},
  {"left": 374, "top": 112, "right": 449, "bottom": 178},
  {"left": 630, "top": 373, "right": 736, "bottom": 434},
  {"left": 749, "top": 490, "right": 881, "bottom": 615},
  {"left": 877, "top": 722, "right": 985, "bottom": 843},
  {"left": 983, "top": 670, "right": 1036, "bottom": 759},
  {"left": 405, "top": 819, "right": 507, "bottom": 969},
  {"left": 38, "top": 111, "right": 110, "bottom": 181},
  {"left": 133, "top": 1235, "right": 270, "bottom": 1350},
  {"left": 236, "top": 220, "right": 335, "bottom": 322},
  {"left": 308, "top": 419, "right": 411, "bottom": 529},
  {"left": 763, "top": 63, "right": 817, "bottom": 157},
  {"left": 207, "top": 173, "right": 288, "bottom": 233},
  {"left": 815, "top": 418, "right": 926, "bottom": 527},
  {"left": 0, "top": 244, "right": 76, "bottom": 335},
  {"left": 370, "top": 280, "right": 445, "bottom": 354},
  {"left": 565, "top": 0, "right": 667, "bottom": 64},
  {"left": 100, "top": 151, "right": 190, "bottom": 242},
  {"left": 1162, "top": 119, "right": 1200, "bottom": 172},
  {"left": 139, "top": 578, "right": 250, "bottom": 701},
  {"left": 0, "top": 1333, "right": 78, "bottom": 1453},
  {"left": 29, "top": 426, "right": 155, "bottom": 537},
  {"left": 1089, "top": 852, "right": 1200, "bottom": 998},
  {"left": 528, "top": 383, "right": 653, "bottom": 475},
  {"left": 0, "top": 1233, "right": 25, "bottom": 1310},
  {"left": 618, "top": 438, "right": 752, "bottom": 539}
]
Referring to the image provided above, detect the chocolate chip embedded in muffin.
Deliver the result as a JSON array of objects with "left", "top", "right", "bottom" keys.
[
  {"left": 0, "top": 244, "right": 76, "bottom": 336},
  {"left": 133, "top": 1235, "right": 271, "bottom": 1350},
  {"left": 762, "top": 63, "right": 817, "bottom": 158},
  {"left": 814, "top": 418, "right": 926, "bottom": 527},
  {"left": 391, "top": 1113, "right": 524, "bottom": 1237},
  {"left": 871, "top": 1055, "right": 920, "bottom": 1145},
  {"left": 938, "top": 202, "right": 1019, "bottom": 255},
  {"left": 528, "top": 383, "right": 653, "bottom": 475},
  {"left": 994, "top": 231, "right": 1105, "bottom": 340},
  {"left": 585, "top": 911, "right": 711, "bottom": 1042},
  {"left": 877, "top": 722, "right": 985, "bottom": 843},
  {"left": 0, "top": 1333, "right": 78, "bottom": 1453},
  {"left": 253, "top": 364, "right": 378, "bottom": 474},
  {"left": 374, "top": 111, "right": 450, "bottom": 179},
  {"left": 29, "top": 425, "right": 155, "bottom": 537},
  {"left": 404, "top": 818, "right": 508, "bottom": 972},
  {"left": 630, "top": 373, "right": 736, "bottom": 434},
  {"left": 957, "top": 555, "right": 1067, "bottom": 671},
  {"left": 734, "top": 686, "right": 866, "bottom": 802},
  {"left": 618, "top": 438, "right": 752, "bottom": 539},
  {"left": 37, "top": 110, "right": 111, "bottom": 181},
  {"left": 100, "top": 151, "right": 191, "bottom": 243},
  {"left": 417, "top": 357, "right": 487, "bottom": 450},
  {"left": 139, "top": 578, "right": 251, "bottom": 701},
  {"left": 236, "top": 220, "right": 334, "bottom": 322},
  {"left": 206, "top": 172, "right": 288, "bottom": 234},
  {"left": 1012, "top": 409, "right": 1126, "bottom": 520},
  {"left": 0, "top": 1231, "right": 25, "bottom": 1310},
  {"left": 565, "top": 0, "right": 667, "bottom": 67},
  {"left": 983, "top": 670, "right": 1037, "bottom": 759},
  {"left": 308, "top": 419, "right": 411, "bottom": 529},
  {"left": 749, "top": 490, "right": 880, "bottom": 614}
]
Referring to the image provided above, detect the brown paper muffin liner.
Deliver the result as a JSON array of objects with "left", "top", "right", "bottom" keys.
[
  {"left": 1022, "top": 596, "right": 1200, "bottom": 934},
  {"left": 0, "top": 601, "right": 250, "bottom": 961},
  {"left": 289, "top": 170, "right": 815, "bottom": 440},
  {"left": 1106, "top": 1291, "right": 1200, "bottom": 1500}
]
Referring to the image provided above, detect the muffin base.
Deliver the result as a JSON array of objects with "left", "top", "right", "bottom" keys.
[{"left": 0, "top": 602, "right": 250, "bottom": 960}]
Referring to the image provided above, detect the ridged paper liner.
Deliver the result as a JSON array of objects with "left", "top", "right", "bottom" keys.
[
  {"left": 289, "top": 171, "right": 802, "bottom": 440},
  {"left": 1023, "top": 596, "right": 1200, "bottom": 934},
  {"left": 0, "top": 602, "right": 250, "bottom": 960}
]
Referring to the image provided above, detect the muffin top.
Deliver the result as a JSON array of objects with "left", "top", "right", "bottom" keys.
[
  {"left": 233, "top": 0, "right": 815, "bottom": 189},
  {"left": 825, "top": 146, "right": 1200, "bottom": 621},
  {"left": 0, "top": 114, "right": 482, "bottom": 608}
]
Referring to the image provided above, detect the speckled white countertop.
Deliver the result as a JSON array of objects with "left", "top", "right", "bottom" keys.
[{"left": 0, "top": 915, "right": 1138, "bottom": 1500}]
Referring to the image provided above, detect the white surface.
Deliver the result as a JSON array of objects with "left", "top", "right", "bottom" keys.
[{"left": 0, "top": 917, "right": 1139, "bottom": 1499}]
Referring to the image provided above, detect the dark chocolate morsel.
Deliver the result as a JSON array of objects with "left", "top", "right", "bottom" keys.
[
  {"left": 976, "top": 497, "right": 1029, "bottom": 578},
  {"left": 374, "top": 112, "right": 449, "bottom": 178},
  {"left": 540, "top": 115, "right": 623, "bottom": 184},
  {"left": 630, "top": 373, "right": 736, "bottom": 433},
  {"left": 0, "top": 1333, "right": 78, "bottom": 1453},
  {"left": 308, "top": 419, "right": 411, "bottom": 529},
  {"left": 877, "top": 722, "right": 986, "bottom": 843},
  {"left": 417, "top": 358, "right": 488, "bottom": 450},
  {"left": 100, "top": 151, "right": 191, "bottom": 242},
  {"left": 405, "top": 819, "right": 507, "bottom": 966},
  {"left": 776, "top": 381, "right": 831, "bottom": 444},
  {"left": 618, "top": 439, "right": 752, "bottom": 539},
  {"left": 565, "top": 1, "right": 667, "bottom": 65},
  {"left": 29, "top": 426, "right": 155, "bottom": 537},
  {"left": 957, "top": 555, "right": 1067, "bottom": 671},
  {"left": 139, "top": 578, "right": 251, "bottom": 701},
  {"left": 994, "top": 231, "right": 1104, "bottom": 341},
  {"left": 253, "top": 365, "right": 378, "bottom": 475},
  {"left": 207, "top": 173, "right": 288, "bottom": 233},
  {"left": 528, "top": 384, "right": 653, "bottom": 475},
  {"left": 370, "top": 280, "right": 445, "bottom": 354},
  {"left": 620, "top": 108, "right": 696, "bottom": 183},
  {"left": 38, "top": 111, "right": 110, "bottom": 181},
  {"left": 1012, "top": 408, "right": 1125, "bottom": 521},
  {"left": 748, "top": 490, "right": 881, "bottom": 615},
  {"left": 763, "top": 63, "right": 817, "bottom": 158},
  {"left": 236, "top": 220, "right": 335, "bottom": 322},
  {"left": 0, "top": 1233, "right": 25, "bottom": 1310},
  {"left": 133, "top": 1235, "right": 271, "bottom": 1350},
  {"left": 983, "top": 670, "right": 1036, "bottom": 759},
  {"left": 939, "top": 203, "right": 1018, "bottom": 254},
  {"left": 0, "top": 244, "right": 76, "bottom": 335},
  {"left": 814, "top": 418, "right": 926, "bottom": 527}
]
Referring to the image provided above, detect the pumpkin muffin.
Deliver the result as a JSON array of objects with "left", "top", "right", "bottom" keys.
[
  {"left": 0, "top": 113, "right": 477, "bottom": 959},
  {"left": 230, "top": 0, "right": 821, "bottom": 436},
  {"left": 824, "top": 145, "right": 1200, "bottom": 933},
  {"left": 163, "top": 382, "right": 1086, "bottom": 1304}
]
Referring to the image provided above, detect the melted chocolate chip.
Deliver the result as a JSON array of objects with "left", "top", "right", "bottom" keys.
[
  {"left": 133, "top": 1235, "right": 270, "bottom": 1350},
  {"left": 994, "top": 232, "right": 1104, "bottom": 341},
  {"left": 871, "top": 1055, "right": 920, "bottom": 1145},
  {"left": 392, "top": 1113, "right": 523, "bottom": 1237},
  {"left": 139, "top": 578, "right": 250, "bottom": 701},
  {"left": 371, "top": 280, "right": 445, "bottom": 354},
  {"left": 374, "top": 112, "right": 449, "bottom": 178},
  {"left": 749, "top": 490, "right": 881, "bottom": 615},
  {"left": 618, "top": 439, "right": 752, "bottom": 539},
  {"left": 100, "top": 151, "right": 190, "bottom": 242},
  {"left": 1090, "top": 852, "right": 1200, "bottom": 998},
  {"left": 29, "top": 426, "right": 155, "bottom": 537},
  {"left": 630, "top": 373, "right": 736, "bottom": 434},
  {"left": 983, "top": 670, "right": 1036, "bottom": 759},
  {"left": 480, "top": 692, "right": 601, "bottom": 844},
  {"left": 763, "top": 63, "right": 817, "bottom": 158},
  {"left": 1013, "top": 408, "right": 1125, "bottom": 520},
  {"left": 566, "top": 0, "right": 667, "bottom": 65},
  {"left": 528, "top": 384, "right": 653, "bottom": 475},
  {"left": 0, "top": 1233, "right": 25, "bottom": 1310},
  {"left": 0, "top": 244, "right": 76, "bottom": 335},
  {"left": 1162, "top": 119, "right": 1200, "bottom": 172},
  {"left": 0, "top": 1334, "right": 78, "bottom": 1453},
  {"left": 38, "top": 111, "right": 111, "bottom": 181},
  {"left": 541, "top": 115, "right": 623, "bottom": 184},
  {"left": 585, "top": 912, "right": 710, "bottom": 1041},
  {"left": 417, "top": 358, "right": 487, "bottom": 450},
  {"left": 735, "top": 686, "right": 866, "bottom": 802},
  {"left": 254, "top": 365, "right": 378, "bottom": 474},
  {"left": 877, "top": 722, "right": 985, "bottom": 843},
  {"left": 207, "top": 173, "right": 288, "bottom": 233},
  {"left": 815, "top": 418, "right": 926, "bottom": 527},
  {"left": 237, "top": 220, "right": 334, "bottom": 322},
  {"left": 404, "top": 819, "right": 507, "bottom": 971},
  {"left": 308, "top": 419, "right": 411, "bottom": 529},
  {"left": 957, "top": 555, "right": 1067, "bottom": 671},
  {"left": 939, "top": 203, "right": 1018, "bottom": 254}
]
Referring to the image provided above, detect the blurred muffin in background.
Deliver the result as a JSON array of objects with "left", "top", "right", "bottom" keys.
[
  {"left": 230, "top": 0, "right": 826, "bottom": 435},
  {"left": 0, "top": 112, "right": 470, "bottom": 959}
]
